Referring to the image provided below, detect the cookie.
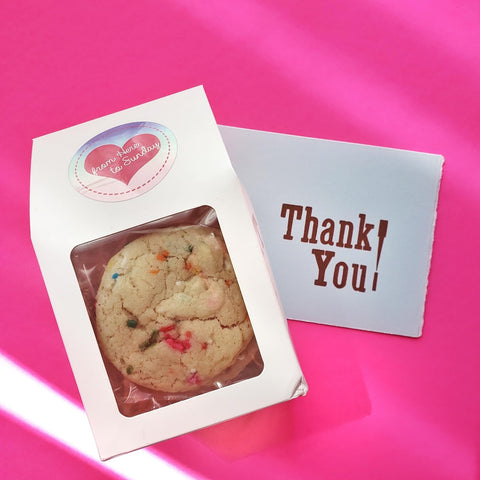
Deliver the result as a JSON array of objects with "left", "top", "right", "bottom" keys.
[{"left": 95, "top": 226, "right": 254, "bottom": 393}]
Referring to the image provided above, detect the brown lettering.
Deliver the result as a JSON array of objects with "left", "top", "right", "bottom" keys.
[
  {"left": 354, "top": 213, "right": 374, "bottom": 251},
  {"left": 333, "top": 262, "right": 348, "bottom": 288},
  {"left": 336, "top": 220, "right": 354, "bottom": 248},
  {"left": 312, "top": 249, "right": 335, "bottom": 286},
  {"left": 280, "top": 203, "right": 303, "bottom": 240},
  {"left": 352, "top": 264, "right": 367, "bottom": 292},
  {"left": 320, "top": 218, "right": 335, "bottom": 246},
  {"left": 301, "top": 206, "right": 319, "bottom": 244}
]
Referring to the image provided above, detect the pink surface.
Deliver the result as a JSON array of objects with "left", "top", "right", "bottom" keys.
[{"left": 1, "top": 1, "right": 479, "bottom": 479}]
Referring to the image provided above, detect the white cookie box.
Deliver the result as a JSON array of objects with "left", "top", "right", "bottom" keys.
[{"left": 30, "top": 86, "right": 307, "bottom": 460}]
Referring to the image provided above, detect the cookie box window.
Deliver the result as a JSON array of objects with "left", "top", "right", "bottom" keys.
[{"left": 71, "top": 206, "right": 264, "bottom": 417}]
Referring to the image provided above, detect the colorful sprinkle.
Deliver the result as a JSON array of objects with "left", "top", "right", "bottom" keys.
[
  {"left": 160, "top": 324, "right": 175, "bottom": 333},
  {"left": 187, "top": 244, "right": 194, "bottom": 253},
  {"left": 126, "top": 365, "right": 133, "bottom": 375},
  {"left": 150, "top": 268, "right": 160, "bottom": 274},
  {"left": 165, "top": 336, "right": 191, "bottom": 352},
  {"left": 187, "top": 372, "right": 201, "bottom": 385},
  {"left": 112, "top": 272, "right": 119, "bottom": 279},
  {"left": 156, "top": 250, "right": 169, "bottom": 261},
  {"left": 163, "top": 331, "right": 178, "bottom": 341},
  {"left": 126, "top": 319, "right": 138, "bottom": 328}
]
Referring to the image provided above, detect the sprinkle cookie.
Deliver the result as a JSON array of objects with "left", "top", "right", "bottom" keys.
[{"left": 95, "top": 226, "right": 254, "bottom": 393}]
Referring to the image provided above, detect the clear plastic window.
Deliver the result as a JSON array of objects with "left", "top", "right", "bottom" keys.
[{"left": 71, "top": 205, "right": 263, "bottom": 417}]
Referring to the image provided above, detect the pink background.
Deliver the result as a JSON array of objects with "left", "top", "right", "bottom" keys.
[{"left": 1, "top": 1, "right": 479, "bottom": 479}]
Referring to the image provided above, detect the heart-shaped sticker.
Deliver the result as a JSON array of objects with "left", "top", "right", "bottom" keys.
[
  {"left": 70, "top": 122, "right": 177, "bottom": 202},
  {"left": 85, "top": 134, "right": 161, "bottom": 185}
]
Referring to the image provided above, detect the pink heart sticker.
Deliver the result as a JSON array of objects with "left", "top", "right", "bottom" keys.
[{"left": 85, "top": 134, "right": 161, "bottom": 185}]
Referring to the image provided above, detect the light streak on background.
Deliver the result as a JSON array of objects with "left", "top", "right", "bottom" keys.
[{"left": 0, "top": 352, "right": 196, "bottom": 480}]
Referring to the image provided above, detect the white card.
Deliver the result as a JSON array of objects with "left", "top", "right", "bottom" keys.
[{"left": 221, "top": 126, "right": 443, "bottom": 337}]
